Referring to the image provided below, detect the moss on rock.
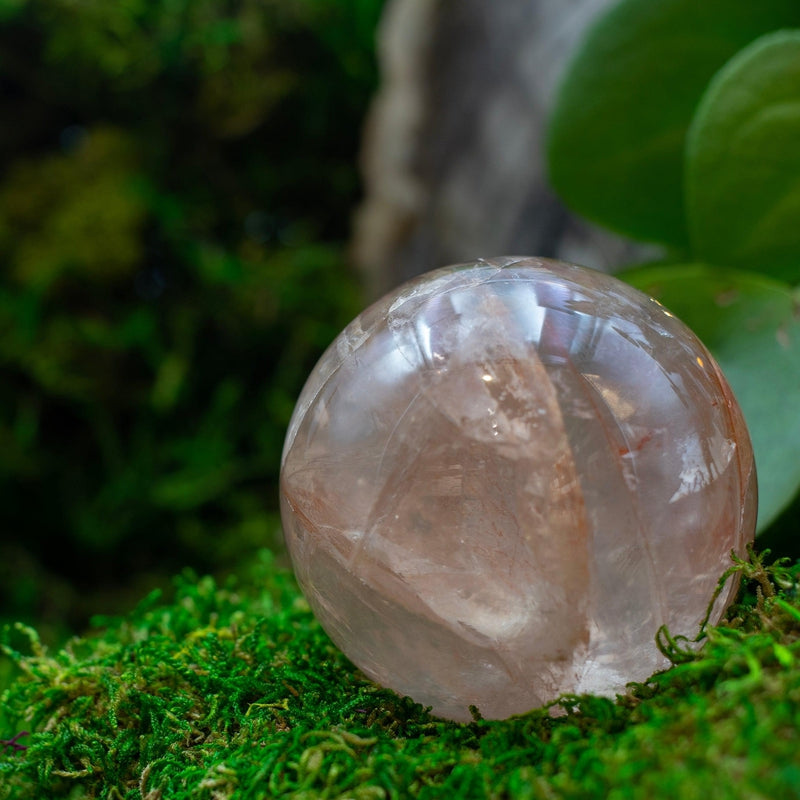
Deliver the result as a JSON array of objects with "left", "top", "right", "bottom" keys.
[{"left": 1, "top": 549, "right": 799, "bottom": 799}]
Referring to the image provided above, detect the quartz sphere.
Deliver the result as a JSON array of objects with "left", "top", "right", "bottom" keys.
[{"left": 280, "top": 256, "right": 756, "bottom": 721}]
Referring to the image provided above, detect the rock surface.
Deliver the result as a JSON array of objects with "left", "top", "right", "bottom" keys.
[
  {"left": 281, "top": 257, "right": 756, "bottom": 721},
  {"left": 352, "top": 0, "right": 659, "bottom": 296}
]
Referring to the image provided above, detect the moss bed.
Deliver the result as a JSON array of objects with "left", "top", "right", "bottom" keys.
[{"left": 1, "top": 549, "right": 799, "bottom": 799}]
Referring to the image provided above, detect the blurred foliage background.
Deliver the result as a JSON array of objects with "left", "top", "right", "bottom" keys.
[
  {"left": 0, "top": 0, "right": 385, "bottom": 638},
  {"left": 4, "top": 0, "right": 800, "bottom": 648}
]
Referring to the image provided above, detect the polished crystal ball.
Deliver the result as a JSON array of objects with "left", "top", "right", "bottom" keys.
[{"left": 280, "top": 257, "right": 757, "bottom": 721}]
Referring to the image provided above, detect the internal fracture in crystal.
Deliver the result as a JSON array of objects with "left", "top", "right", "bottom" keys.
[{"left": 280, "top": 257, "right": 757, "bottom": 721}]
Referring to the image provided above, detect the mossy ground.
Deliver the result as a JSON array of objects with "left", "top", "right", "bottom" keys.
[{"left": 1, "top": 549, "right": 799, "bottom": 800}]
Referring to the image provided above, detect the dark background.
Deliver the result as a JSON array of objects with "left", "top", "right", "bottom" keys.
[
  {"left": 0, "top": 0, "right": 385, "bottom": 639},
  {"left": 2, "top": 0, "right": 797, "bottom": 643}
]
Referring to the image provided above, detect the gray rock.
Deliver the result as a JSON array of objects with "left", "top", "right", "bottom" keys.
[{"left": 352, "top": 0, "right": 660, "bottom": 295}]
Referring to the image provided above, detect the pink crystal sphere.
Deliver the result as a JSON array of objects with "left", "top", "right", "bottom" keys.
[{"left": 280, "top": 257, "right": 756, "bottom": 721}]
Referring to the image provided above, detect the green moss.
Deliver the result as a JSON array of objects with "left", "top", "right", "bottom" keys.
[{"left": 1, "top": 549, "right": 798, "bottom": 799}]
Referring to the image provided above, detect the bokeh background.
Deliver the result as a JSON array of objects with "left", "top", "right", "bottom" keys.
[
  {"left": 0, "top": 0, "right": 384, "bottom": 639},
  {"left": 3, "top": 0, "right": 796, "bottom": 642}
]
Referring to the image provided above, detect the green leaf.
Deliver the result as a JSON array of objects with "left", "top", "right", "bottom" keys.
[
  {"left": 547, "top": 0, "right": 800, "bottom": 248},
  {"left": 686, "top": 30, "right": 800, "bottom": 282},
  {"left": 623, "top": 263, "right": 800, "bottom": 531}
]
